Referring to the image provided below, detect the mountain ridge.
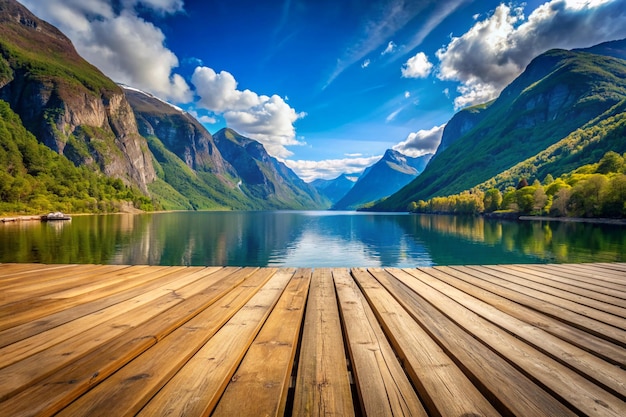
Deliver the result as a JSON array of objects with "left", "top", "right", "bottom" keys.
[{"left": 372, "top": 40, "right": 626, "bottom": 211}]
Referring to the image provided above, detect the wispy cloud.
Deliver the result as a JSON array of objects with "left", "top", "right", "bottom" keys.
[{"left": 322, "top": 0, "right": 440, "bottom": 90}]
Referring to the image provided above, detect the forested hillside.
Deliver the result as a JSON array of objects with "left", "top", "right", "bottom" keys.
[{"left": 0, "top": 100, "right": 152, "bottom": 214}]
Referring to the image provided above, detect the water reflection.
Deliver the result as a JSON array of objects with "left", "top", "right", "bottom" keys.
[{"left": 0, "top": 212, "right": 623, "bottom": 267}]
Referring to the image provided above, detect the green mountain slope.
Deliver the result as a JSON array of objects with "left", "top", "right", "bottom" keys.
[
  {"left": 0, "top": 0, "right": 156, "bottom": 191},
  {"left": 213, "top": 128, "right": 330, "bottom": 210},
  {"left": 333, "top": 149, "right": 431, "bottom": 210},
  {"left": 373, "top": 43, "right": 626, "bottom": 211},
  {"left": 0, "top": 99, "right": 151, "bottom": 214}
]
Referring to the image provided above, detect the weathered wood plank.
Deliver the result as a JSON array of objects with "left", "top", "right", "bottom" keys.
[
  {"left": 0, "top": 266, "right": 231, "bottom": 401},
  {"left": 351, "top": 268, "right": 501, "bottom": 417},
  {"left": 333, "top": 268, "right": 427, "bottom": 417},
  {"left": 435, "top": 266, "right": 626, "bottom": 367},
  {"left": 450, "top": 266, "right": 626, "bottom": 346},
  {"left": 498, "top": 264, "right": 626, "bottom": 302},
  {"left": 484, "top": 265, "right": 626, "bottom": 317},
  {"left": 0, "top": 265, "right": 192, "bottom": 348},
  {"left": 135, "top": 268, "right": 294, "bottom": 417},
  {"left": 292, "top": 268, "right": 355, "bottom": 417},
  {"left": 524, "top": 263, "right": 626, "bottom": 290},
  {"left": 404, "top": 267, "right": 626, "bottom": 414},
  {"left": 212, "top": 268, "right": 312, "bottom": 417},
  {"left": 374, "top": 267, "right": 576, "bottom": 417},
  {"left": 50, "top": 268, "right": 276, "bottom": 417},
  {"left": 0, "top": 265, "right": 154, "bottom": 331},
  {"left": 0, "top": 267, "right": 260, "bottom": 417}
]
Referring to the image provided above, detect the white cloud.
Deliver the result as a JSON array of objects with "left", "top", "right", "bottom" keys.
[
  {"left": 436, "top": 0, "right": 626, "bottom": 108},
  {"left": 392, "top": 124, "right": 445, "bottom": 157},
  {"left": 192, "top": 67, "right": 306, "bottom": 159},
  {"left": 404, "top": 91, "right": 411, "bottom": 98},
  {"left": 361, "top": 59, "right": 371, "bottom": 68},
  {"left": 386, "top": 108, "right": 402, "bottom": 122},
  {"left": 381, "top": 41, "right": 397, "bottom": 55},
  {"left": 21, "top": 0, "right": 192, "bottom": 103},
  {"left": 285, "top": 155, "right": 381, "bottom": 182},
  {"left": 401, "top": 52, "right": 433, "bottom": 78},
  {"left": 323, "top": 0, "right": 440, "bottom": 89}
]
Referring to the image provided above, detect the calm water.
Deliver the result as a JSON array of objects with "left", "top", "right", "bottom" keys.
[{"left": 1, "top": 211, "right": 624, "bottom": 267}]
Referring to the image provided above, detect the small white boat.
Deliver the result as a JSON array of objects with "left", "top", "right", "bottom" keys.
[{"left": 41, "top": 212, "right": 71, "bottom": 221}]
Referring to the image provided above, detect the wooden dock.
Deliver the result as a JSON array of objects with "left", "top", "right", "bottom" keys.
[{"left": 0, "top": 262, "right": 624, "bottom": 416}]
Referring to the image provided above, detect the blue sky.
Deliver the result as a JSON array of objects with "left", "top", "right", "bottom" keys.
[{"left": 20, "top": 0, "right": 626, "bottom": 181}]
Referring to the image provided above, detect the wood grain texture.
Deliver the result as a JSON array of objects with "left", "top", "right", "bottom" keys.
[{"left": 0, "top": 263, "right": 623, "bottom": 416}]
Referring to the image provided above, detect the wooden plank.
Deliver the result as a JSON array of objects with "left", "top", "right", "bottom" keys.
[
  {"left": 484, "top": 265, "right": 626, "bottom": 316},
  {"left": 0, "top": 267, "right": 262, "bottom": 417},
  {"left": 0, "top": 264, "right": 118, "bottom": 302},
  {"left": 212, "top": 268, "right": 312, "bottom": 417},
  {"left": 351, "top": 268, "right": 500, "bottom": 417},
  {"left": 402, "top": 267, "right": 626, "bottom": 412},
  {"left": 453, "top": 266, "right": 626, "bottom": 344},
  {"left": 435, "top": 266, "right": 626, "bottom": 367},
  {"left": 0, "top": 264, "right": 84, "bottom": 285},
  {"left": 0, "top": 265, "right": 192, "bottom": 347},
  {"left": 505, "top": 264, "right": 626, "bottom": 298},
  {"left": 596, "top": 263, "right": 626, "bottom": 273},
  {"left": 525, "top": 263, "right": 626, "bottom": 289},
  {"left": 0, "top": 265, "right": 153, "bottom": 331},
  {"left": 0, "top": 266, "right": 230, "bottom": 401},
  {"left": 292, "top": 268, "right": 355, "bottom": 417},
  {"left": 135, "top": 268, "right": 294, "bottom": 417},
  {"left": 372, "top": 267, "right": 577, "bottom": 417},
  {"left": 556, "top": 262, "right": 626, "bottom": 278},
  {"left": 467, "top": 265, "right": 626, "bottom": 330},
  {"left": 332, "top": 268, "right": 427, "bottom": 417}
]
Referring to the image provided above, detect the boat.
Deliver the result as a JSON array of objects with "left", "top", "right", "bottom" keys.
[{"left": 41, "top": 212, "right": 71, "bottom": 221}]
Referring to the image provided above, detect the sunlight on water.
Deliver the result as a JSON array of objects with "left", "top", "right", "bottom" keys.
[{"left": 0, "top": 211, "right": 624, "bottom": 267}]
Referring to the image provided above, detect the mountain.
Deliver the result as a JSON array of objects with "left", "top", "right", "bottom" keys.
[
  {"left": 334, "top": 149, "right": 432, "bottom": 210},
  {"left": 311, "top": 174, "right": 358, "bottom": 204},
  {"left": 212, "top": 128, "right": 330, "bottom": 210},
  {"left": 373, "top": 40, "right": 626, "bottom": 211},
  {"left": 125, "top": 88, "right": 330, "bottom": 210},
  {"left": 0, "top": 0, "right": 155, "bottom": 192}
]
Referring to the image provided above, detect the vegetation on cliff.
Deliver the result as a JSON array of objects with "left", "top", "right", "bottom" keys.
[{"left": 0, "top": 100, "right": 152, "bottom": 215}]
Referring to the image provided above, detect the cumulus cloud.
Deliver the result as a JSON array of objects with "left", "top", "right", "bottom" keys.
[
  {"left": 436, "top": 0, "right": 626, "bottom": 108},
  {"left": 192, "top": 67, "right": 306, "bottom": 159},
  {"left": 285, "top": 155, "right": 381, "bottom": 182},
  {"left": 401, "top": 52, "right": 433, "bottom": 78},
  {"left": 392, "top": 124, "right": 445, "bottom": 157},
  {"left": 21, "top": 0, "right": 191, "bottom": 102}
]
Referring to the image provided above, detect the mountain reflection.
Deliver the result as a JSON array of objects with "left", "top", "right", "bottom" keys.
[{"left": 0, "top": 212, "right": 623, "bottom": 266}]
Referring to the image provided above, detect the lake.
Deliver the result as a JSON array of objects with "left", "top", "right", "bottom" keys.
[{"left": 1, "top": 211, "right": 624, "bottom": 267}]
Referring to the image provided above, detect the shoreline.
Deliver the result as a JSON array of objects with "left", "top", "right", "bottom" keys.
[{"left": 518, "top": 215, "right": 626, "bottom": 225}]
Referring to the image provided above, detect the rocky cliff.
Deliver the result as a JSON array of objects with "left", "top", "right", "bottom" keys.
[{"left": 0, "top": 0, "right": 155, "bottom": 192}]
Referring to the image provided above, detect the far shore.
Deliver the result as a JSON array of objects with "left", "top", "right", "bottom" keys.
[
  {"left": 2, "top": 211, "right": 625, "bottom": 226},
  {"left": 518, "top": 215, "right": 626, "bottom": 225}
]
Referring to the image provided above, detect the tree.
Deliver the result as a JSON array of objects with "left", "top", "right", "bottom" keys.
[
  {"left": 543, "top": 174, "right": 554, "bottom": 185},
  {"left": 551, "top": 187, "right": 571, "bottom": 216},
  {"left": 483, "top": 188, "right": 502, "bottom": 213},
  {"left": 596, "top": 151, "right": 624, "bottom": 174},
  {"left": 516, "top": 178, "right": 528, "bottom": 189}
]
